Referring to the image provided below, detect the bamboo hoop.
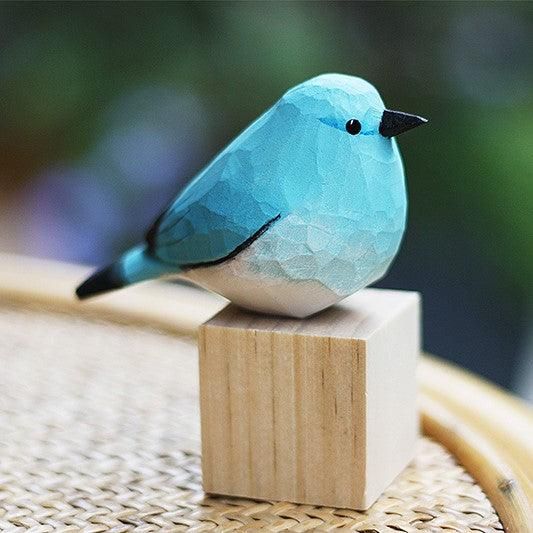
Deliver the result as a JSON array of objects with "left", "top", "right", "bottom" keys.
[{"left": 421, "top": 394, "right": 532, "bottom": 532}]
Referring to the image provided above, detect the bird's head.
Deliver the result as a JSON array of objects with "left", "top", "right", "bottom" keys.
[{"left": 281, "top": 73, "right": 427, "bottom": 139}]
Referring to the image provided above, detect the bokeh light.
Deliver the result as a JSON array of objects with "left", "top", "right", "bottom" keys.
[{"left": 0, "top": 1, "right": 531, "bottom": 398}]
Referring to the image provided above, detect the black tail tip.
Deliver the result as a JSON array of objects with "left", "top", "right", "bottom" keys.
[{"left": 75, "top": 264, "right": 125, "bottom": 300}]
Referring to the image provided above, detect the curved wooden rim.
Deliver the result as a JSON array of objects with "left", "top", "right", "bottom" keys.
[
  {"left": 1, "top": 253, "right": 531, "bottom": 531},
  {"left": 420, "top": 394, "right": 532, "bottom": 532}
]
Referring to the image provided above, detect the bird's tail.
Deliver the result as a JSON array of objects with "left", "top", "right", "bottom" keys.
[{"left": 75, "top": 245, "right": 177, "bottom": 300}]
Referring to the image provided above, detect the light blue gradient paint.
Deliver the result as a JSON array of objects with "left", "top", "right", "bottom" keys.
[{"left": 81, "top": 74, "right": 426, "bottom": 317}]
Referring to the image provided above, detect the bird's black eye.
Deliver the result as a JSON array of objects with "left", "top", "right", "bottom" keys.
[{"left": 345, "top": 119, "right": 361, "bottom": 135}]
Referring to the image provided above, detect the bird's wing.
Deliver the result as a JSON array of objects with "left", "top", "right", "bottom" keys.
[{"left": 145, "top": 150, "right": 281, "bottom": 267}]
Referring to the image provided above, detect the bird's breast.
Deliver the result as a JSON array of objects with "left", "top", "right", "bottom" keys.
[{"left": 181, "top": 209, "right": 405, "bottom": 318}]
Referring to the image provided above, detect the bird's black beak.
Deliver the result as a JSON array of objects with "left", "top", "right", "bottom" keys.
[{"left": 379, "top": 109, "right": 428, "bottom": 138}]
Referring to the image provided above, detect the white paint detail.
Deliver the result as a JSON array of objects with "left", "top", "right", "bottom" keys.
[
  {"left": 181, "top": 213, "right": 396, "bottom": 318},
  {"left": 183, "top": 263, "right": 340, "bottom": 318}
]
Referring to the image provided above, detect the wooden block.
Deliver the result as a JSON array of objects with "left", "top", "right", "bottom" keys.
[{"left": 198, "top": 288, "right": 420, "bottom": 510}]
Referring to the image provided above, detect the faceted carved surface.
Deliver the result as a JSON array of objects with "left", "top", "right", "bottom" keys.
[{"left": 124, "top": 74, "right": 408, "bottom": 317}]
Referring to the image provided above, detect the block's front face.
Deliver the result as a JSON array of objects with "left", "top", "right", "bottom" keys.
[
  {"left": 199, "top": 325, "right": 367, "bottom": 507},
  {"left": 199, "top": 289, "right": 420, "bottom": 510}
]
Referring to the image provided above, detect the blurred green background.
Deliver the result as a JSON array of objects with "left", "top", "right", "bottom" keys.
[{"left": 1, "top": 2, "right": 531, "bottom": 398}]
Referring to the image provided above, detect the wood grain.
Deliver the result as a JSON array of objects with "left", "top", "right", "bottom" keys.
[{"left": 199, "top": 289, "right": 421, "bottom": 510}]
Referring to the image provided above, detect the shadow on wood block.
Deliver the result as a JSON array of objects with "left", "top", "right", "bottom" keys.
[{"left": 198, "top": 288, "right": 421, "bottom": 510}]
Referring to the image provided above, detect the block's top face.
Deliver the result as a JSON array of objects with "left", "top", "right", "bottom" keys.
[{"left": 205, "top": 288, "right": 420, "bottom": 340}]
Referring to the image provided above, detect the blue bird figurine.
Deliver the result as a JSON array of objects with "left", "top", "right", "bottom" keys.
[{"left": 76, "top": 74, "right": 427, "bottom": 317}]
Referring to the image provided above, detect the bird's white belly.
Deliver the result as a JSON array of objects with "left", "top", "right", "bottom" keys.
[
  {"left": 181, "top": 212, "right": 402, "bottom": 318},
  {"left": 183, "top": 262, "right": 340, "bottom": 318}
]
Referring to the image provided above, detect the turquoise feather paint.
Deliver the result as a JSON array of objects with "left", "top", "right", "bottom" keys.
[{"left": 76, "top": 73, "right": 427, "bottom": 317}]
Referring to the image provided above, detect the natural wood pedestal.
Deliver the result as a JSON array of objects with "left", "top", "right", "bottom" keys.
[{"left": 198, "top": 288, "right": 421, "bottom": 510}]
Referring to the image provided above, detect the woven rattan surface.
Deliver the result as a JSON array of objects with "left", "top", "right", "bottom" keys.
[{"left": 0, "top": 302, "right": 503, "bottom": 532}]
